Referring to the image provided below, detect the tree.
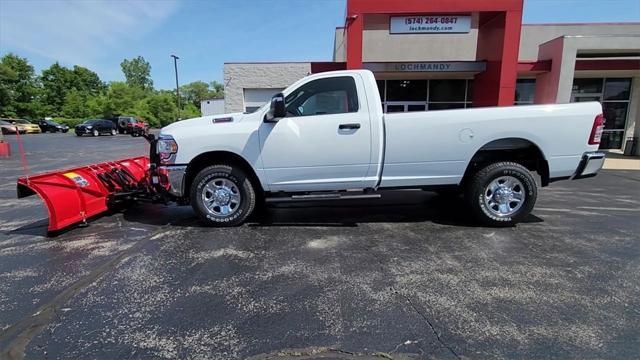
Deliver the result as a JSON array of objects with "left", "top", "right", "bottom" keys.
[
  {"left": 120, "top": 56, "right": 153, "bottom": 90},
  {"left": 72, "top": 66, "right": 106, "bottom": 96},
  {"left": 0, "top": 53, "right": 40, "bottom": 118},
  {"left": 146, "top": 92, "right": 177, "bottom": 126},
  {"left": 180, "top": 80, "right": 224, "bottom": 108},
  {"left": 40, "top": 63, "right": 75, "bottom": 115},
  {"left": 103, "top": 81, "right": 146, "bottom": 117},
  {"left": 61, "top": 88, "right": 89, "bottom": 118}
]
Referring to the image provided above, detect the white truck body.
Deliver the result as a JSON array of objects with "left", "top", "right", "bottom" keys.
[{"left": 160, "top": 70, "right": 602, "bottom": 193}]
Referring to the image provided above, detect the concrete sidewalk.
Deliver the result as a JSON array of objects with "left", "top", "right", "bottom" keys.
[{"left": 603, "top": 151, "right": 640, "bottom": 170}]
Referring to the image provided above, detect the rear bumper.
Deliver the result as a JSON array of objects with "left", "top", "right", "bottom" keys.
[
  {"left": 156, "top": 165, "right": 187, "bottom": 197},
  {"left": 572, "top": 151, "right": 606, "bottom": 180}
]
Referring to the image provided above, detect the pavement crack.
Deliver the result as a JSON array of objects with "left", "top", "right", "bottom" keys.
[
  {"left": 393, "top": 289, "right": 461, "bottom": 360},
  {"left": 0, "top": 226, "right": 171, "bottom": 360},
  {"left": 356, "top": 240, "right": 462, "bottom": 360}
]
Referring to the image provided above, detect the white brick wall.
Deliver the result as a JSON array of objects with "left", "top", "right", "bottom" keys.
[{"left": 223, "top": 63, "right": 311, "bottom": 113}]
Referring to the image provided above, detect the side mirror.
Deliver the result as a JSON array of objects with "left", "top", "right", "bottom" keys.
[{"left": 264, "top": 93, "right": 286, "bottom": 123}]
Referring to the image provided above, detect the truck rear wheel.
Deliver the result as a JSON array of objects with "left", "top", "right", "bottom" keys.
[
  {"left": 465, "top": 162, "right": 537, "bottom": 227},
  {"left": 190, "top": 164, "right": 256, "bottom": 227}
]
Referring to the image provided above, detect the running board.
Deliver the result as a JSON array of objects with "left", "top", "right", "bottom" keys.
[{"left": 265, "top": 193, "right": 381, "bottom": 203}]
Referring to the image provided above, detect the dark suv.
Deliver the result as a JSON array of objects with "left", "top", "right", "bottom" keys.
[
  {"left": 75, "top": 119, "right": 117, "bottom": 137},
  {"left": 117, "top": 116, "right": 137, "bottom": 134}
]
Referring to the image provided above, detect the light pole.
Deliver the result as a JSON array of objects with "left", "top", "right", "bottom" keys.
[{"left": 171, "top": 54, "right": 181, "bottom": 120}]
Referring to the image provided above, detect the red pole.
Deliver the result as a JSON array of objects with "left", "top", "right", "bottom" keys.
[{"left": 14, "top": 128, "right": 29, "bottom": 183}]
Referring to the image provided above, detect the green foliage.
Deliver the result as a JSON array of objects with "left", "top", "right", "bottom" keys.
[
  {"left": 0, "top": 53, "right": 40, "bottom": 118},
  {"left": 146, "top": 92, "right": 178, "bottom": 127},
  {"left": 180, "top": 80, "right": 224, "bottom": 108},
  {"left": 181, "top": 103, "right": 201, "bottom": 119},
  {"left": 61, "top": 88, "right": 89, "bottom": 118},
  {"left": 52, "top": 117, "right": 85, "bottom": 127},
  {"left": 120, "top": 56, "right": 153, "bottom": 91},
  {"left": 0, "top": 54, "right": 209, "bottom": 127}
]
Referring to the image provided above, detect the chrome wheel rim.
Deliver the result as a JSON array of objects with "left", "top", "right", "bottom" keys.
[
  {"left": 201, "top": 178, "right": 241, "bottom": 217},
  {"left": 111, "top": 129, "right": 116, "bottom": 135},
  {"left": 93, "top": 130, "right": 98, "bottom": 136},
  {"left": 483, "top": 176, "right": 525, "bottom": 217}
]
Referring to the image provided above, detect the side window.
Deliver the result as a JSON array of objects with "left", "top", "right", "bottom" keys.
[{"left": 285, "top": 76, "right": 358, "bottom": 117}]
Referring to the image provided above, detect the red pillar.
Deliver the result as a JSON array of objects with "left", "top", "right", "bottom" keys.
[
  {"left": 473, "top": 9, "right": 522, "bottom": 107},
  {"left": 346, "top": 14, "right": 364, "bottom": 69}
]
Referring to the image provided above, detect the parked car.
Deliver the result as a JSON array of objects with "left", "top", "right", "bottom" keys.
[
  {"left": 38, "top": 119, "right": 69, "bottom": 133},
  {"left": 127, "top": 119, "right": 149, "bottom": 137},
  {"left": 153, "top": 69, "right": 605, "bottom": 227},
  {"left": 117, "top": 116, "right": 138, "bottom": 134},
  {"left": 75, "top": 119, "right": 117, "bottom": 136},
  {"left": 7, "top": 119, "right": 41, "bottom": 133},
  {"left": 0, "top": 119, "right": 26, "bottom": 135}
]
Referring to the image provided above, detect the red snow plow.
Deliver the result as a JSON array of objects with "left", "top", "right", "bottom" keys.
[{"left": 17, "top": 156, "right": 158, "bottom": 233}]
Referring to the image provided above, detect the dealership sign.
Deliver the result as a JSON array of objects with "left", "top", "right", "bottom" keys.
[
  {"left": 390, "top": 15, "right": 471, "bottom": 34},
  {"left": 364, "top": 62, "right": 486, "bottom": 73}
]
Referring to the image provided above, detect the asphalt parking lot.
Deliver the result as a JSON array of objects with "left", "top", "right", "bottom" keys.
[{"left": 0, "top": 133, "right": 639, "bottom": 359}]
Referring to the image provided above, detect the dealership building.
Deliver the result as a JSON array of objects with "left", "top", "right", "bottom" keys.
[{"left": 222, "top": 0, "right": 640, "bottom": 153}]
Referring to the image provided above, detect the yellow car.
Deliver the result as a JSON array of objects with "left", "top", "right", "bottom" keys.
[{"left": 10, "top": 119, "right": 41, "bottom": 134}]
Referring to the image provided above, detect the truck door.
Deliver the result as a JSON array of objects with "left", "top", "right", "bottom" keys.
[{"left": 258, "top": 74, "right": 373, "bottom": 192}]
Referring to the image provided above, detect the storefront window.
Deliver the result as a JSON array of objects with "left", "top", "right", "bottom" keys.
[
  {"left": 376, "top": 80, "right": 385, "bottom": 101},
  {"left": 603, "top": 78, "right": 632, "bottom": 101},
  {"left": 386, "top": 80, "right": 427, "bottom": 101},
  {"left": 429, "top": 80, "right": 466, "bottom": 102},
  {"left": 572, "top": 78, "right": 603, "bottom": 94},
  {"left": 428, "top": 103, "right": 466, "bottom": 111},
  {"left": 603, "top": 102, "right": 629, "bottom": 130},
  {"left": 377, "top": 79, "right": 473, "bottom": 112},
  {"left": 571, "top": 77, "right": 633, "bottom": 150},
  {"left": 515, "top": 79, "right": 536, "bottom": 105}
]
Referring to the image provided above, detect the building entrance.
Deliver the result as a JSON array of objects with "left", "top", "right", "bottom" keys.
[{"left": 376, "top": 79, "right": 474, "bottom": 113}]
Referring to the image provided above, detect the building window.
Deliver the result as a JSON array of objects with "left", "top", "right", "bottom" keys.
[
  {"left": 378, "top": 79, "right": 473, "bottom": 112},
  {"left": 515, "top": 79, "right": 536, "bottom": 105},
  {"left": 571, "top": 77, "right": 633, "bottom": 150}
]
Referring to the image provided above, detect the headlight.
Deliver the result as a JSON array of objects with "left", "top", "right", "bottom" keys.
[
  {"left": 86, "top": 125, "right": 93, "bottom": 129},
  {"left": 157, "top": 136, "right": 178, "bottom": 164}
]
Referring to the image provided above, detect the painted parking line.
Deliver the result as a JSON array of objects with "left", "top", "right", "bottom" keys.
[{"left": 577, "top": 206, "right": 640, "bottom": 212}]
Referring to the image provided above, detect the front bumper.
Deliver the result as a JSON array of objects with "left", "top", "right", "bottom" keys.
[
  {"left": 156, "top": 165, "right": 187, "bottom": 197},
  {"left": 25, "top": 127, "right": 41, "bottom": 133},
  {"left": 573, "top": 152, "right": 606, "bottom": 180}
]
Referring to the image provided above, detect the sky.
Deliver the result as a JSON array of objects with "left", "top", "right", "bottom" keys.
[{"left": 1, "top": 0, "right": 639, "bottom": 90}]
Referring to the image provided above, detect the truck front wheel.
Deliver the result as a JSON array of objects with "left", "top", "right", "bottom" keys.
[
  {"left": 190, "top": 164, "right": 256, "bottom": 227},
  {"left": 465, "top": 162, "right": 537, "bottom": 227}
]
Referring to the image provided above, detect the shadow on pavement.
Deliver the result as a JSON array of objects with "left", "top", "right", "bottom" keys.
[{"left": 6, "top": 191, "right": 544, "bottom": 238}]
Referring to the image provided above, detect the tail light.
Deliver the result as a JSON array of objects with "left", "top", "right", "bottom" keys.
[{"left": 588, "top": 114, "right": 605, "bottom": 145}]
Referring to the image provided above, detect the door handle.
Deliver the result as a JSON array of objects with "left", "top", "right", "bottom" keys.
[{"left": 339, "top": 123, "right": 361, "bottom": 130}]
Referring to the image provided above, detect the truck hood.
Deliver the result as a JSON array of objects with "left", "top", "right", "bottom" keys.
[{"left": 160, "top": 113, "right": 246, "bottom": 137}]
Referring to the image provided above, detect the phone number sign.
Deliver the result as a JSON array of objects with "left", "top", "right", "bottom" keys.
[{"left": 390, "top": 15, "right": 471, "bottom": 34}]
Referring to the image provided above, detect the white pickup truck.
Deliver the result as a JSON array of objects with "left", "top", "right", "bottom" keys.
[{"left": 153, "top": 69, "right": 605, "bottom": 227}]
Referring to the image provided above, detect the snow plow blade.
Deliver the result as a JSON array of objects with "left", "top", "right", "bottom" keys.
[{"left": 17, "top": 156, "right": 151, "bottom": 233}]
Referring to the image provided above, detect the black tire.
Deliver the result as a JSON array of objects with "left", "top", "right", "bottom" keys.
[
  {"left": 75, "top": 132, "right": 82, "bottom": 136},
  {"left": 465, "top": 162, "right": 537, "bottom": 227},
  {"left": 190, "top": 164, "right": 256, "bottom": 227}
]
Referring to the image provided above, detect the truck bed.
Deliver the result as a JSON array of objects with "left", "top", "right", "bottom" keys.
[{"left": 380, "top": 102, "right": 602, "bottom": 188}]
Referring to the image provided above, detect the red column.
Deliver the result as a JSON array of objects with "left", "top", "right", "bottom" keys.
[
  {"left": 473, "top": 9, "right": 522, "bottom": 107},
  {"left": 346, "top": 14, "right": 364, "bottom": 69}
]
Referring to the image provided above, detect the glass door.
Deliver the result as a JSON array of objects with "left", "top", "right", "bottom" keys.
[{"left": 571, "top": 78, "right": 633, "bottom": 149}]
